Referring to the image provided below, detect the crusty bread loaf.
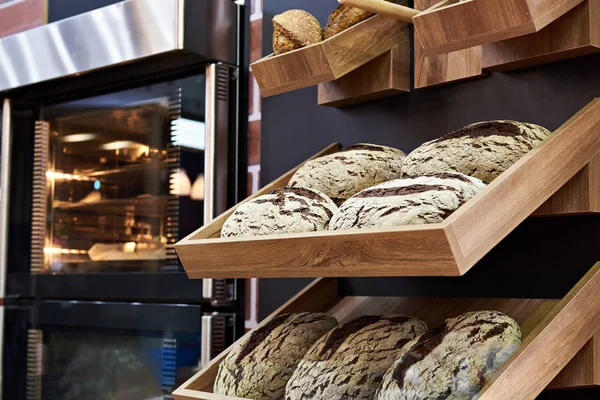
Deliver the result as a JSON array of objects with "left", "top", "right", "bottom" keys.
[
  {"left": 215, "top": 313, "right": 338, "bottom": 399},
  {"left": 376, "top": 311, "right": 522, "bottom": 400},
  {"left": 289, "top": 144, "right": 406, "bottom": 206},
  {"left": 329, "top": 172, "right": 485, "bottom": 230},
  {"left": 402, "top": 121, "right": 551, "bottom": 183},
  {"left": 323, "top": 4, "right": 373, "bottom": 39},
  {"left": 221, "top": 187, "right": 337, "bottom": 238},
  {"left": 285, "top": 315, "right": 427, "bottom": 400},
  {"left": 272, "top": 10, "right": 322, "bottom": 55}
]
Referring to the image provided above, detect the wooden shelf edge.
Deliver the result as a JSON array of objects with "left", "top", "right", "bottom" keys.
[
  {"left": 413, "top": 0, "right": 584, "bottom": 56},
  {"left": 482, "top": 0, "right": 600, "bottom": 72},
  {"left": 479, "top": 262, "right": 600, "bottom": 399}
]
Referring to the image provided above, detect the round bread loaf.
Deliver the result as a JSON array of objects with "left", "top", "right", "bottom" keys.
[
  {"left": 323, "top": 4, "right": 374, "bottom": 39},
  {"left": 402, "top": 121, "right": 550, "bottom": 183},
  {"left": 376, "top": 311, "right": 521, "bottom": 400},
  {"left": 329, "top": 172, "right": 485, "bottom": 230},
  {"left": 221, "top": 187, "right": 337, "bottom": 238},
  {"left": 214, "top": 313, "right": 338, "bottom": 399},
  {"left": 285, "top": 315, "right": 427, "bottom": 400},
  {"left": 289, "top": 144, "right": 406, "bottom": 206},
  {"left": 272, "top": 10, "right": 322, "bottom": 55}
]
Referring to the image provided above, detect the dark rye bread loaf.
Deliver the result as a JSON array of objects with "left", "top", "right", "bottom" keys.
[
  {"left": 403, "top": 121, "right": 550, "bottom": 183},
  {"left": 376, "top": 311, "right": 522, "bottom": 400},
  {"left": 285, "top": 315, "right": 427, "bottom": 400},
  {"left": 289, "top": 144, "right": 406, "bottom": 206},
  {"left": 214, "top": 313, "right": 338, "bottom": 399},
  {"left": 221, "top": 187, "right": 337, "bottom": 238},
  {"left": 329, "top": 172, "right": 485, "bottom": 230}
]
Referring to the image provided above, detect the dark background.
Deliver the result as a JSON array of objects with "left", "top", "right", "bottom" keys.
[{"left": 259, "top": 1, "right": 600, "bottom": 398}]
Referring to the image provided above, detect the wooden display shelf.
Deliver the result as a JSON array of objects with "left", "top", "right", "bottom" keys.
[
  {"left": 534, "top": 153, "right": 600, "bottom": 216},
  {"left": 482, "top": 0, "right": 600, "bottom": 71},
  {"left": 414, "top": 0, "right": 485, "bottom": 89},
  {"left": 250, "top": 14, "right": 407, "bottom": 98},
  {"left": 175, "top": 99, "right": 600, "bottom": 279},
  {"left": 412, "top": 0, "right": 585, "bottom": 56},
  {"left": 318, "top": 44, "right": 410, "bottom": 107},
  {"left": 173, "top": 262, "right": 600, "bottom": 400}
]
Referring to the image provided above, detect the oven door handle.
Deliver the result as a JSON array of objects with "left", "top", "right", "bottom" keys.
[
  {"left": 200, "top": 314, "right": 214, "bottom": 369},
  {"left": 0, "top": 98, "right": 13, "bottom": 397}
]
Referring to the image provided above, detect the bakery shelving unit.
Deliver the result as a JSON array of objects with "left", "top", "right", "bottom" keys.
[
  {"left": 173, "top": 262, "right": 600, "bottom": 400},
  {"left": 251, "top": 14, "right": 409, "bottom": 98},
  {"left": 175, "top": 99, "right": 600, "bottom": 279}
]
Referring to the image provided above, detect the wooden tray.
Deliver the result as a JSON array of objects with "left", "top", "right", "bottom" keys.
[
  {"left": 250, "top": 14, "right": 407, "bottom": 97},
  {"left": 412, "top": 0, "right": 585, "bottom": 56},
  {"left": 173, "top": 262, "right": 600, "bottom": 400},
  {"left": 482, "top": 0, "right": 600, "bottom": 71},
  {"left": 175, "top": 99, "right": 600, "bottom": 279}
]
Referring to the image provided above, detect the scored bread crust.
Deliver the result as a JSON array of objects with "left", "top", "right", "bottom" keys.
[{"left": 272, "top": 10, "right": 322, "bottom": 55}]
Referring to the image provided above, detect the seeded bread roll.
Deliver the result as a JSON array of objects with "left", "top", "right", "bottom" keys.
[
  {"left": 376, "top": 311, "right": 522, "bottom": 400},
  {"left": 402, "top": 121, "right": 551, "bottom": 183},
  {"left": 273, "top": 10, "right": 323, "bottom": 55},
  {"left": 323, "top": 4, "right": 373, "bottom": 39},
  {"left": 221, "top": 187, "right": 337, "bottom": 238},
  {"left": 329, "top": 172, "right": 485, "bottom": 230},
  {"left": 215, "top": 313, "right": 338, "bottom": 399},
  {"left": 285, "top": 315, "right": 427, "bottom": 400},
  {"left": 289, "top": 144, "right": 406, "bottom": 206}
]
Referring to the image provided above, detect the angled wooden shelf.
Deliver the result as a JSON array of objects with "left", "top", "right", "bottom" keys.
[
  {"left": 414, "top": 0, "right": 485, "bottom": 89},
  {"left": 482, "top": 0, "right": 600, "bottom": 71},
  {"left": 175, "top": 99, "right": 600, "bottom": 279},
  {"left": 251, "top": 14, "right": 408, "bottom": 98},
  {"left": 317, "top": 44, "right": 410, "bottom": 107},
  {"left": 412, "top": 0, "right": 586, "bottom": 56},
  {"left": 173, "top": 262, "right": 600, "bottom": 400},
  {"left": 534, "top": 153, "right": 600, "bottom": 216}
]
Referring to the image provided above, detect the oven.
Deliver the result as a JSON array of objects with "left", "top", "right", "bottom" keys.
[{"left": 0, "top": 0, "right": 248, "bottom": 398}]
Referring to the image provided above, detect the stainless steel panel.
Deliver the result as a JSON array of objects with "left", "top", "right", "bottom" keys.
[
  {"left": 0, "top": 0, "right": 178, "bottom": 91},
  {"left": 0, "top": 99, "right": 13, "bottom": 397},
  {"left": 0, "top": 0, "right": 239, "bottom": 92}
]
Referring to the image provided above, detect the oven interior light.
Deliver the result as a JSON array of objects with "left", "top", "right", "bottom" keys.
[
  {"left": 62, "top": 133, "right": 99, "bottom": 143},
  {"left": 101, "top": 140, "right": 136, "bottom": 150},
  {"left": 123, "top": 242, "right": 136, "bottom": 253}
]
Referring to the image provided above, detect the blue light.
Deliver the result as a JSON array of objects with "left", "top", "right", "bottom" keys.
[{"left": 94, "top": 180, "right": 101, "bottom": 190}]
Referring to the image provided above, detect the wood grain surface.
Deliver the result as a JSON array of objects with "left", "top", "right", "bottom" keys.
[
  {"left": 479, "top": 262, "right": 600, "bottom": 399},
  {"left": 413, "top": 0, "right": 584, "bottom": 55},
  {"left": 483, "top": 0, "right": 600, "bottom": 71},
  {"left": 251, "top": 14, "right": 406, "bottom": 97},
  {"left": 174, "top": 262, "right": 600, "bottom": 399},
  {"left": 318, "top": 43, "right": 410, "bottom": 107},
  {"left": 414, "top": 0, "right": 484, "bottom": 89},
  {"left": 534, "top": 154, "right": 600, "bottom": 216}
]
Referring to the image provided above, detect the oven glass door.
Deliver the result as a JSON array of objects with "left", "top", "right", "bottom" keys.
[
  {"left": 4, "top": 300, "right": 236, "bottom": 400},
  {"left": 35, "top": 74, "right": 208, "bottom": 274}
]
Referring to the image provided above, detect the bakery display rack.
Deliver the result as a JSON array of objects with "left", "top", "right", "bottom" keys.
[
  {"left": 175, "top": 99, "right": 600, "bottom": 279},
  {"left": 173, "top": 262, "right": 600, "bottom": 400}
]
